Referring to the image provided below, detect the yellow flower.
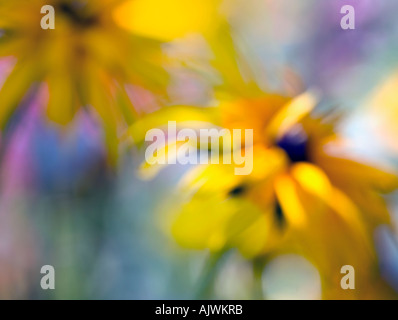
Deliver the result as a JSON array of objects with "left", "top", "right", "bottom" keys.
[
  {"left": 0, "top": 0, "right": 230, "bottom": 161},
  {"left": 0, "top": 0, "right": 226, "bottom": 162},
  {"left": 133, "top": 88, "right": 398, "bottom": 298},
  {"left": 123, "top": 9, "right": 398, "bottom": 297},
  {"left": 1, "top": 1, "right": 169, "bottom": 120}
]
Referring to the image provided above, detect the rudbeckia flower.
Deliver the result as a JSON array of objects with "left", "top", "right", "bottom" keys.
[
  {"left": 132, "top": 87, "right": 398, "bottom": 298},
  {"left": 0, "top": 0, "right": 227, "bottom": 161},
  {"left": 1, "top": 1, "right": 170, "bottom": 116},
  {"left": 122, "top": 4, "right": 398, "bottom": 297}
]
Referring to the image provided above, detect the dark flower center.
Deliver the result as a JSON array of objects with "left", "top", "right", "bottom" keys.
[
  {"left": 228, "top": 185, "right": 247, "bottom": 197},
  {"left": 275, "top": 201, "right": 286, "bottom": 229},
  {"left": 276, "top": 125, "right": 309, "bottom": 163},
  {"left": 57, "top": 1, "right": 99, "bottom": 28}
]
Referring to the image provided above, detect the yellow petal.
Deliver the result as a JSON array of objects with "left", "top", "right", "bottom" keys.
[
  {"left": 47, "top": 72, "right": 77, "bottom": 125},
  {"left": 233, "top": 209, "right": 274, "bottom": 258},
  {"left": 274, "top": 174, "right": 307, "bottom": 228},
  {"left": 291, "top": 163, "right": 332, "bottom": 200},
  {"left": 220, "top": 95, "right": 291, "bottom": 145},
  {"left": 0, "top": 59, "right": 39, "bottom": 129},
  {"left": 113, "top": 0, "right": 220, "bottom": 41},
  {"left": 209, "top": 23, "right": 263, "bottom": 96},
  {"left": 316, "top": 155, "right": 398, "bottom": 192},
  {"left": 127, "top": 105, "right": 220, "bottom": 145},
  {"left": 291, "top": 163, "right": 371, "bottom": 248},
  {"left": 171, "top": 193, "right": 266, "bottom": 254},
  {"left": 267, "top": 91, "right": 318, "bottom": 139}
]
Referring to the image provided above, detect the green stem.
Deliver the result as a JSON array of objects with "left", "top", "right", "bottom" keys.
[
  {"left": 252, "top": 257, "right": 269, "bottom": 300},
  {"left": 195, "top": 251, "right": 227, "bottom": 299}
]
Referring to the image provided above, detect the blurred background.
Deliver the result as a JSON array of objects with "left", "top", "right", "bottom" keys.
[{"left": 1, "top": 0, "right": 398, "bottom": 299}]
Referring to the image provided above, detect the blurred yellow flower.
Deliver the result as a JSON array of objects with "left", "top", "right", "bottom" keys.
[
  {"left": 0, "top": 0, "right": 168, "bottom": 122},
  {"left": 121, "top": 2, "right": 398, "bottom": 298},
  {"left": 134, "top": 88, "right": 398, "bottom": 298},
  {"left": 0, "top": 0, "right": 229, "bottom": 160}
]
